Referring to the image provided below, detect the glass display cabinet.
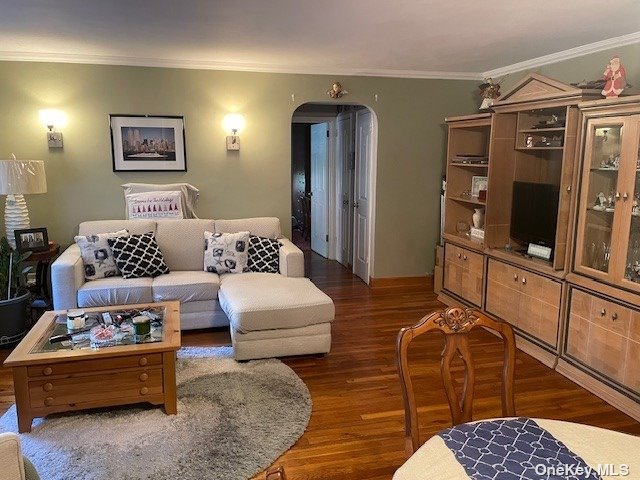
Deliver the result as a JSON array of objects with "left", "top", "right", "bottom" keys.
[{"left": 575, "top": 114, "right": 640, "bottom": 292}]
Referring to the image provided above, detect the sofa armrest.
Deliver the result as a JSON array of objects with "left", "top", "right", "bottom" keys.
[
  {"left": 51, "top": 244, "right": 85, "bottom": 310},
  {"left": 0, "top": 432, "right": 26, "bottom": 480},
  {"left": 279, "top": 238, "right": 304, "bottom": 278}
]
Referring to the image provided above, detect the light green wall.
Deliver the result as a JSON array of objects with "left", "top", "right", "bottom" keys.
[
  {"left": 0, "top": 61, "right": 477, "bottom": 278},
  {"left": 500, "top": 43, "right": 640, "bottom": 95}
]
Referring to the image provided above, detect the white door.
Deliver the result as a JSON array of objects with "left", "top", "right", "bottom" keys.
[
  {"left": 310, "top": 122, "right": 329, "bottom": 258},
  {"left": 335, "top": 112, "right": 354, "bottom": 267},
  {"left": 353, "top": 110, "right": 374, "bottom": 282}
]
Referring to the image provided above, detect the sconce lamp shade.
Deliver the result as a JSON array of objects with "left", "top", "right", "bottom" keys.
[
  {"left": 0, "top": 160, "right": 47, "bottom": 195},
  {"left": 39, "top": 109, "right": 67, "bottom": 129},
  {"left": 223, "top": 113, "right": 245, "bottom": 134}
]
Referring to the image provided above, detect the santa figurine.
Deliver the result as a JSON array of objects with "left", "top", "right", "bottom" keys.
[{"left": 602, "top": 56, "right": 626, "bottom": 98}]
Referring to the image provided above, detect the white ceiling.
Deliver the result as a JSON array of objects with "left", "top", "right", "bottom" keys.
[{"left": 1, "top": 0, "right": 639, "bottom": 78}]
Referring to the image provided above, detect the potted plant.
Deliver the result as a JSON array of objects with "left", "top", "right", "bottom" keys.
[{"left": 0, "top": 237, "right": 32, "bottom": 345}]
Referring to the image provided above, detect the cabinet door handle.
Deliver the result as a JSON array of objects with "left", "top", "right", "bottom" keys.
[
  {"left": 612, "top": 312, "right": 618, "bottom": 321},
  {"left": 600, "top": 308, "right": 606, "bottom": 316},
  {"left": 463, "top": 255, "right": 467, "bottom": 261},
  {"left": 513, "top": 274, "right": 518, "bottom": 281},
  {"left": 566, "top": 185, "right": 571, "bottom": 192},
  {"left": 522, "top": 277, "right": 526, "bottom": 285},
  {"left": 623, "top": 192, "right": 629, "bottom": 201},
  {"left": 615, "top": 192, "right": 621, "bottom": 201},
  {"left": 457, "top": 253, "right": 462, "bottom": 259}
]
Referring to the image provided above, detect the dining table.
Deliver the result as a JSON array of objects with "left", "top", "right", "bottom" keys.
[{"left": 393, "top": 417, "right": 640, "bottom": 480}]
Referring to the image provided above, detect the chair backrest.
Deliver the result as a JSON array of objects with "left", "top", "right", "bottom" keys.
[{"left": 396, "top": 306, "right": 516, "bottom": 457}]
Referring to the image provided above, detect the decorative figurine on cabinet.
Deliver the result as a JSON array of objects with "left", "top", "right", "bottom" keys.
[
  {"left": 478, "top": 78, "right": 502, "bottom": 111},
  {"left": 602, "top": 56, "right": 627, "bottom": 98}
]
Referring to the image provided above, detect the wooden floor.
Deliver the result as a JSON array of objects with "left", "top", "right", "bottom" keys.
[{"left": 1, "top": 252, "right": 639, "bottom": 479}]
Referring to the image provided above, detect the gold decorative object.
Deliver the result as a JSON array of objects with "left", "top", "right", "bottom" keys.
[
  {"left": 478, "top": 77, "right": 502, "bottom": 111},
  {"left": 327, "top": 82, "right": 348, "bottom": 99}
]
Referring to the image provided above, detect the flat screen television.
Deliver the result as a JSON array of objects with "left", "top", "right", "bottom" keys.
[{"left": 510, "top": 182, "right": 559, "bottom": 250}]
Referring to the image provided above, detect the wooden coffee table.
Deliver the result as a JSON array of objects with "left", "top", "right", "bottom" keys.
[{"left": 4, "top": 301, "right": 181, "bottom": 432}]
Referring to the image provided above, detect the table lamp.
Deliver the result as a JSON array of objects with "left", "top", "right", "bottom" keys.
[{"left": 0, "top": 155, "right": 47, "bottom": 249}]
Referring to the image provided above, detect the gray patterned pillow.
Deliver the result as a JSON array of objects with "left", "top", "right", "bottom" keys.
[
  {"left": 204, "top": 231, "right": 250, "bottom": 274},
  {"left": 74, "top": 229, "right": 129, "bottom": 280}
]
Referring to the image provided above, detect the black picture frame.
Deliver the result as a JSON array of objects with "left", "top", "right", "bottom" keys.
[
  {"left": 15, "top": 228, "right": 49, "bottom": 253},
  {"left": 109, "top": 114, "right": 187, "bottom": 172}
]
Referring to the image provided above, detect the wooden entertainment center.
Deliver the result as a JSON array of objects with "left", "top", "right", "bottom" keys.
[{"left": 439, "top": 73, "right": 640, "bottom": 420}]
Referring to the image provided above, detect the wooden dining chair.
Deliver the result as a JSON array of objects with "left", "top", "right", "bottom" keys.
[
  {"left": 265, "top": 465, "right": 287, "bottom": 480},
  {"left": 396, "top": 306, "right": 516, "bottom": 458}
]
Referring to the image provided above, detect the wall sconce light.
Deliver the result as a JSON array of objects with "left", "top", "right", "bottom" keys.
[
  {"left": 223, "top": 113, "right": 245, "bottom": 151},
  {"left": 39, "top": 109, "right": 67, "bottom": 148}
]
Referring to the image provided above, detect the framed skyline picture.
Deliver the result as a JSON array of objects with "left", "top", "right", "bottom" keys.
[{"left": 110, "top": 115, "right": 187, "bottom": 172}]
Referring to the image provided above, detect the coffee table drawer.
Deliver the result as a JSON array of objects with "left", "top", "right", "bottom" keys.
[
  {"left": 27, "top": 353, "right": 163, "bottom": 378},
  {"left": 28, "top": 368, "right": 163, "bottom": 408}
]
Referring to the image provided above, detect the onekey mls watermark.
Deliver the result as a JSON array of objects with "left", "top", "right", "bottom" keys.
[{"left": 534, "top": 463, "right": 630, "bottom": 477}]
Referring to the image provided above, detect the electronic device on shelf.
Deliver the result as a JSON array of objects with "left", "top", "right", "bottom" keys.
[{"left": 510, "top": 181, "right": 559, "bottom": 261}]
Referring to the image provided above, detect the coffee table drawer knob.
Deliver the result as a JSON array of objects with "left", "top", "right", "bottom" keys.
[
  {"left": 140, "top": 387, "right": 149, "bottom": 395},
  {"left": 139, "top": 357, "right": 148, "bottom": 366},
  {"left": 139, "top": 373, "right": 148, "bottom": 382},
  {"left": 43, "top": 367, "right": 53, "bottom": 376},
  {"left": 43, "top": 383, "right": 53, "bottom": 392},
  {"left": 44, "top": 397, "right": 54, "bottom": 406}
]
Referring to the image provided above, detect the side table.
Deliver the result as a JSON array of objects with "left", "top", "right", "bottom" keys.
[{"left": 28, "top": 241, "right": 60, "bottom": 318}]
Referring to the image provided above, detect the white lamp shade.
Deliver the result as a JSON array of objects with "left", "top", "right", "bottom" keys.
[
  {"left": 0, "top": 160, "right": 47, "bottom": 195},
  {"left": 223, "top": 113, "right": 245, "bottom": 133}
]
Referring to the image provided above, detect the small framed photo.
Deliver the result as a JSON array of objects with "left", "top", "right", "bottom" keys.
[
  {"left": 110, "top": 115, "right": 187, "bottom": 172},
  {"left": 471, "top": 176, "right": 488, "bottom": 197},
  {"left": 15, "top": 228, "right": 49, "bottom": 253}
]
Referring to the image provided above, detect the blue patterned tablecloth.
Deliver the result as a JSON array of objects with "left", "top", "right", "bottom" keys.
[{"left": 438, "top": 417, "right": 601, "bottom": 480}]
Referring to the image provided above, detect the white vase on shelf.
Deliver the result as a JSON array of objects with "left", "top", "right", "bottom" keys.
[{"left": 472, "top": 208, "right": 485, "bottom": 229}]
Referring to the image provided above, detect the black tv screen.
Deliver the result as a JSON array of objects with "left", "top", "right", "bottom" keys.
[{"left": 510, "top": 182, "right": 559, "bottom": 248}]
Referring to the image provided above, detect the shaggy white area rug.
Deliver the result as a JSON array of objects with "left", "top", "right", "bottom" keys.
[{"left": 0, "top": 346, "right": 312, "bottom": 480}]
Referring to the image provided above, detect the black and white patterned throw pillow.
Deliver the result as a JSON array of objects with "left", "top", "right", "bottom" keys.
[
  {"left": 248, "top": 235, "right": 281, "bottom": 273},
  {"left": 74, "top": 229, "right": 129, "bottom": 280},
  {"left": 204, "top": 231, "right": 250, "bottom": 274},
  {"left": 107, "top": 232, "right": 170, "bottom": 279}
]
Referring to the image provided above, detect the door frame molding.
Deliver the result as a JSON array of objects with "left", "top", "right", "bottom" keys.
[{"left": 291, "top": 104, "right": 378, "bottom": 281}]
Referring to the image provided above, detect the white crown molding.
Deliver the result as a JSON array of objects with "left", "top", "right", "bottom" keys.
[
  {"left": 483, "top": 31, "right": 640, "bottom": 78},
  {"left": 0, "top": 50, "right": 483, "bottom": 80},
  {"left": 3, "top": 31, "right": 638, "bottom": 81}
]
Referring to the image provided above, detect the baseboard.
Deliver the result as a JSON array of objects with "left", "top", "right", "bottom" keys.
[
  {"left": 369, "top": 275, "right": 433, "bottom": 289},
  {"left": 556, "top": 359, "right": 640, "bottom": 422}
]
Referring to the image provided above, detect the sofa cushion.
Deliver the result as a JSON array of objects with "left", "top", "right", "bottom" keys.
[
  {"left": 77, "top": 277, "right": 153, "bottom": 308},
  {"left": 74, "top": 229, "right": 129, "bottom": 280},
  {"left": 78, "top": 220, "right": 156, "bottom": 236},
  {"left": 122, "top": 183, "right": 199, "bottom": 219},
  {"left": 204, "top": 231, "right": 250, "bottom": 274},
  {"left": 215, "top": 217, "right": 281, "bottom": 239},
  {"left": 108, "top": 233, "right": 170, "bottom": 279},
  {"left": 155, "top": 219, "right": 216, "bottom": 271},
  {"left": 218, "top": 273, "right": 335, "bottom": 332},
  {"left": 248, "top": 235, "right": 280, "bottom": 273},
  {"left": 152, "top": 271, "right": 220, "bottom": 303}
]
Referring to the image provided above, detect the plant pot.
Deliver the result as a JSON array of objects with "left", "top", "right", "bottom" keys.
[{"left": 0, "top": 290, "right": 30, "bottom": 346}]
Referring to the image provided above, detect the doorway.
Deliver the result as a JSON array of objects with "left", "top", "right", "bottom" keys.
[{"left": 291, "top": 103, "right": 377, "bottom": 283}]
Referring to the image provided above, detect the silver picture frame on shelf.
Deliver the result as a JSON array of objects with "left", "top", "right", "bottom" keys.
[
  {"left": 110, "top": 115, "right": 187, "bottom": 172},
  {"left": 471, "top": 175, "right": 488, "bottom": 197}
]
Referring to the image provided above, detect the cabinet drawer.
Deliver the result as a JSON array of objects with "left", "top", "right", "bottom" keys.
[
  {"left": 486, "top": 258, "right": 561, "bottom": 348},
  {"left": 566, "top": 288, "right": 639, "bottom": 391},
  {"left": 27, "top": 353, "right": 163, "bottom": 378},
  {"left": 444, "top": 243, "right": 483, "bottom": 307},
  {"left": 588, "top": 296, "right": 631, "bottom": 337},
  {"left": 28, "top": 368, "right": 163, "bottom": 408}
]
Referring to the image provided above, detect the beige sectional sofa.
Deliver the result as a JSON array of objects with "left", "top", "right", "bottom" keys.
[{"left": 51, "top": 218, "right": 335, "bottom": 360}]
